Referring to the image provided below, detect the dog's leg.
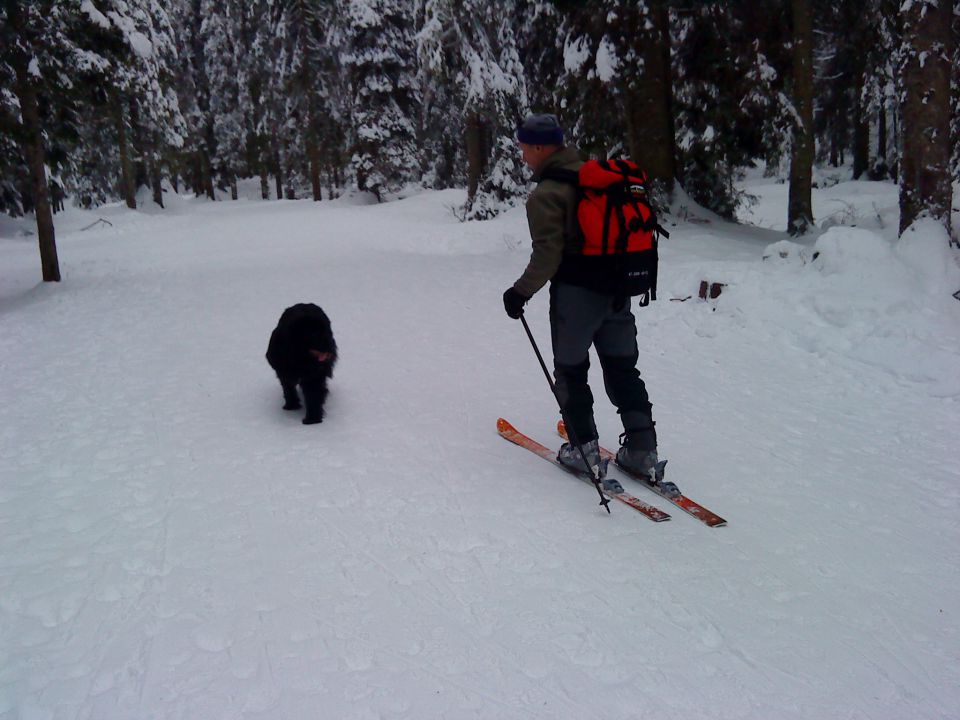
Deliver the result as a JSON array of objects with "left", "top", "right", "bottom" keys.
[
  {"left": 278, "top": 375, "right": 301, "bottom": 410},
  {"left": 300, "top": 376, "right": 328, "bottom": 425}
]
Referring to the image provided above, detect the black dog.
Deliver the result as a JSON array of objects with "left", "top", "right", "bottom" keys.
[{"left": 266, "top": 303, "right": 338, "bottom": 424}]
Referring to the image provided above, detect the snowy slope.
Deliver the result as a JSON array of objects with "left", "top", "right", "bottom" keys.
[{"left": 1, "top": 179, "right": 959, "bottom": 719}]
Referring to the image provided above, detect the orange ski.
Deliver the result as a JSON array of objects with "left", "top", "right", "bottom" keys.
[
  {"left": 558, "top": 421, "right": 726, "bottom": 527},
  {"left": 497, "top": 418, "right": 671, "bottom": 521}
]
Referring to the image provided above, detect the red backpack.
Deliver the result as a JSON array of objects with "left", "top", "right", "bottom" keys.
[{"left": 543, "top": 158, "right": 668, "bottom": 304}]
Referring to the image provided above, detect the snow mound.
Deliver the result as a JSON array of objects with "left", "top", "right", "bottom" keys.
[
  {"left": 762, "top": 239, "right": 810, "bottom": 265},
  {"left": 811, "top": 223, "right": 960, "bottom": 303},
  {"left": 691, "top": 223, "right": 960, "bottom": 397},
  {"left": 895, "top": 218, "right": 960, "bottom": 294}
]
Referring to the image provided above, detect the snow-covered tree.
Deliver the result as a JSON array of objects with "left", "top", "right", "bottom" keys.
[
  {"left": 266, "top": 0, "right": 350, "bottom": 201},
  {"left": 515, "top": 0, "right": 566, "bottom": 115},
  {"left": 76, "top": 0, "right": 186, "bottom": 208},
  {"left": 671, "top": 1, "right": 791, "bottom": 218},
  {"left": 538, "top": 0, "right": 676, "bottom": 199},
  {"left": 812, "top": 0, "right": 901, "bottom": 181},
  {"left": 169, "top": 0, "right": 211, "bottom": 199},
  {"left": 0, "top": 53, "right": 25, "bottom": 216},
  {"left": 202, "top": 0, "right": 247, "bottom": 199},
  {"left": 342, "top": 0, "right": 420, "bottom": 201},
  {"left": 464, "top": 14, "right": 529, "bottom": 220},
  {"left": 418, "top": 0, "right": 529, "bottom": 219},
  {"left": 541, "top": 4, "right": 625, "bottom": 157},
  {"left": 0, "top": 0, "right": 103, "bottom": 280}
]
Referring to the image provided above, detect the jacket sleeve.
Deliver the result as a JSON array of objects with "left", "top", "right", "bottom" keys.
[{"left": 513, "top": 183, "right": 569, "bottom": 297}]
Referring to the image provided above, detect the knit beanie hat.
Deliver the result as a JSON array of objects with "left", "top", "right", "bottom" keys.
[{"left": 517, "top": 113, "right": 564, "bottom": 146}]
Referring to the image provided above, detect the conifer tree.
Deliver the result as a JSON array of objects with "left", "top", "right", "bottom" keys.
[
  {"left": 171, "top": 0, "right": 216, "bottom": 199},
  {"left": 464, "top": 9, "right": 529, "bottom": 221},
  {"left": 546, "top": 3, "right": 625, "bottom": 156},
  {"left": 252, "top": 0, "right": 290, "bottom": 199},
  {"left": 672, "top": 0, "right": 791, "bottom": 217},
  {"left": 59, "top": 0, "right": 187, "bottom": 209},
  {"left": 270, "top": 0, "right": 348, "bottom": 201},
  {"left": 203, "top": 0, "right": 247, "bottom": 199},
  {"left": 418, "top": 0, "right": 528, "bottom": 219},
  {"left": 545, "top": 0, "right": 676, "bottom": 196},
  {"left": 241, "top": 0, "right": 277, "bottom": 199},
  {"left": 2, "top": 0, "right": 61, "bottom": 280},
  {"left": 0, "top": 80, "right": 21, "bottom": 216},
  {"left": 342, "top": 0, "right": 420, "bottom": 201},
  {"left": 515, "top": 0, "right": 565, "bottom": 115},
  {"left": 617, "top": 0, "right": 675, "bottom": 192},
  {"left": 89, "top": 0, "right": 186, "bottom": 208},
  {"left": 416, "top": 0, "right": 461, "bottom": 189},
  {"left": 856, "top": 0, "right": 900, "bottom": 179}
]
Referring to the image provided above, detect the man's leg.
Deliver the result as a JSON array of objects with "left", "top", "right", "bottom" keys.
[
  {"left": 594, "top": 301, "right": 657, "bottom": 451},
  {"left": 549, "top": 283, "right": 609, "bottom": 444},
  {"left": 594, "top": 304, "right": 677, "bottom": 494}
]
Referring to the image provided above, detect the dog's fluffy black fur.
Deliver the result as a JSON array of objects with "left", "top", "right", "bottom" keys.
[{"left": 266, "top": 303, "right": 338, "bottom": 424}]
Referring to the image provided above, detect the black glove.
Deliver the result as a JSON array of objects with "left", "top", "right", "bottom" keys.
[{"left": 502, "top": 287, "right": 529, "bottom": 319}]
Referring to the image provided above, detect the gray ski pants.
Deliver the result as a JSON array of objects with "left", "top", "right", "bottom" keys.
[{"left": 549, "top": 282, "right": 657, "bottom": 450}]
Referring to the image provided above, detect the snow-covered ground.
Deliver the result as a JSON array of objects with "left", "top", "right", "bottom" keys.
[{"left": 2, "top": 175, "right": 959, "bottom": 719}]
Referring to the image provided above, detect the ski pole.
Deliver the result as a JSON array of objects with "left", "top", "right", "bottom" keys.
[{"left": 519, "top": 314, "right": 611, "bottom": 513}]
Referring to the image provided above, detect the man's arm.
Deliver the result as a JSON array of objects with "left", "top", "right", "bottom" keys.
[{"left": 513, "top": 186, "right": 568, "bottom": 297}]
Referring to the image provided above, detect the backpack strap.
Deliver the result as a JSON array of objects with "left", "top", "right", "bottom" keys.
[
  {"left": 538, "top": 166, "right": 586, "bottom": 249},
  {"left": 610, "top": 160, "right": 671, "bottom": 241}
]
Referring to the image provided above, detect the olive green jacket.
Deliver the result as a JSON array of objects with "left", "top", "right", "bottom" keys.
[{"left": 513, "top": 147, "right": 584, "bottom": 298}]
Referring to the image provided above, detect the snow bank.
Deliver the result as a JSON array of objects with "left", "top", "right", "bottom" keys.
[{"left": 719, "top": 223, "right": 960, "bottom": 395}]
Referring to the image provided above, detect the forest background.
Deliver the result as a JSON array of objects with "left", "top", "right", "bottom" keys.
[{"left": 1, "top": 0, "right": 957, "bottom": 283}]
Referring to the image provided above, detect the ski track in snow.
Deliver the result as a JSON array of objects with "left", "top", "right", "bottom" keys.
[{"left": 1, "top": 185, "right": 959, "bottom": 719}]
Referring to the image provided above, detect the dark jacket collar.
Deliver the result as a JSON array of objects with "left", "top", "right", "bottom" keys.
[{"left": 531, "top": 147, "right": 581, "bottom": 182}]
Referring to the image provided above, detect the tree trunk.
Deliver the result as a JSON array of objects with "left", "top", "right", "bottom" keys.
[
  {"left": 829, "top": 120, "right": 839, "bottom": 167},
  {"left": 149, "top": 148, "right": 164, "bottom": 208},
  {"left": 272, "top": 142, "right": 283, "bottom": 200},
  {"left": 852, "top": 72, "right": 870, "bottom": 180},
  {"left": 788, "top": 0, "right": 814, "bottom": 236},
  {"left": 890, "top": 111, "right": 899, "bottom": 178},
  {"left": 128, "top": 98, "right": 148, "bottom": 191},
  {"left": 876, "top": 103, "right": 887, "bottom": 175},
  {"left": 260, "top": 164, "right": 270, "bottom": 200},
  {"left": 623, "top": 0, "right": 675, "bottom": 194},
  {"left": 465, "top": 111, "right": 484, "bottom": 205},
  {"left": 899, "top": 0, "right": 953, "bottom": 236},
  {"left": 10, "top": 3, "right": 60, "bottom": 281},
  {"left": 116, "top": 100, "right": 137, "bottom": 209},
  {"left": 50, "top": 181, "right": 64, "bottom": 213},
  {"left": 201, "top": 151, "right": 215, "bottom": 200},
  {"left": 306, "top": 131, "right": 322, "bottom": 201}
]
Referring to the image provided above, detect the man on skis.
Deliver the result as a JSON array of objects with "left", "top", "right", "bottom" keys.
[{"left": 502, "top": 113, "right": 673, "bottom": 496}]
